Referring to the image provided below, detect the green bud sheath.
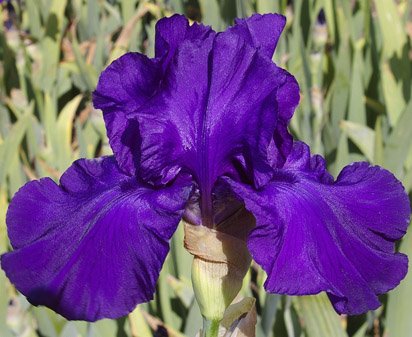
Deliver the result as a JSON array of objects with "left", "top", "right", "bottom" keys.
[{"left": 184, "top": 221, "right": 252, "bottom": 321}]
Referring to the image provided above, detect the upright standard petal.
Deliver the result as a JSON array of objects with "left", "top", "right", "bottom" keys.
[
  {"left": 224, "top": 153, "right": 410, "bottom": 314},
  {"left": 133, "top": 16, "right": 297, "bottom": 192},
  {"left": 155, "top": 14, "right": 214, "bottom": 64},
  {"left": 93, "top": 16, "right": 214, "bottom": 176},
  {"left": 231, "top": 13, "right": 286, "bottom": 58},
  {"left": 268, "top": 72, "right": 300, "bottom": 168},
  {"left": 1, "top": 157, "right": 192, "bottom": 321},
  {"left": 94, "top": 14, "right": 298, "bottom": 195},
  {"left": 93, "top": 54, "right": 161, "bottom": 175}
]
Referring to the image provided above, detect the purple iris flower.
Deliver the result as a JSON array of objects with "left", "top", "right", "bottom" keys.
[{"left": 1, "top": 14, "right": 410, "bottom": 322}]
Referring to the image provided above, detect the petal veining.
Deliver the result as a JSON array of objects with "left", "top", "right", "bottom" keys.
[
  {"left": 155, "top": 14, "right": 214, "bottom": 65},
  {"left": 93, "top": 53, "right": 161, "bottom": 175},
  {"left": 231, "top": 13, "right": 286, "bottom": 58},
  {"left": 134, "top": 16, "right": 298, "bottom": 193},
  {"left": 93, "top": 16, "right": 214, "bottom": 176},
  {"left": 1, "top": 157, "right": 192, "bottom": 321},
  {"left": 93, "top": 14, "right": 299, "bottom": 197},
  {"left": 224, "top": 156, "right": 410, "bottom": 314}
]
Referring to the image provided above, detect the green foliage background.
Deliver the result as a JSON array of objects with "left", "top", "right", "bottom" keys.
[{"left": 0, "top": 0, "right": 412, "bottom": 336}]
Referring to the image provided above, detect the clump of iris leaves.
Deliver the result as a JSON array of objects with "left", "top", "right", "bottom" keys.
[{"left": 0, "top": 1, "right": 411, "bottom": 337}]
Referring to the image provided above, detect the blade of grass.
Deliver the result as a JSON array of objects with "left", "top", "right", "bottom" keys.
[
  {"left": 294, "top": 294, "right": 348, "bottom": 337},
  {"left": 0, "top": 106, "right": 33, "bottom": 186},
  {"left": 340, "top": 120, "right": 374, "bottom": 162},
  {"left": 385, "top": 228, "right": 412, "bottom": 337}
]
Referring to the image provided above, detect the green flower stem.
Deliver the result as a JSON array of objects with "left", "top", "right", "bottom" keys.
[{"left": 202, "top": 318, "right": 221, "bottom": 337}]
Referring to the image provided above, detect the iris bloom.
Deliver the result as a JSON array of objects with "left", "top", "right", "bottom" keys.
[{"left": 1, "top": 14, "right": 410, "bottom": 322}]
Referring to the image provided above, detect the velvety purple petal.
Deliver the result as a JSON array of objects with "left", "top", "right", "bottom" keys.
[
  {"left": 231, "top": 14, "right": 300, "bottom": 169},
  {"left": 133, "top": 29, "right": 215, "bottom": 186},
  {"left": 267, "top": 71, "right": 300, "bottom": 168},
  {"left": 281, "top": 141, "right": 333, "bottom": 183},
  {"left": 204, "top": 32, "right": 293, "bottom": 188},
  {"left": 155, "top": 14, "right": 214, "bottom": 63},
  {"left": 224, "top": 162, "right": 410, "bottom": 315},
  {"left": 1, "top": 156, "right": 192, "bottom": 321},
  {"left": 93, "top": 54, "right": 161, "bottom": 175},
  {"left": 93, "top": 15, "right": 214, "bottom": 176},
  {"left": 93, "top": 14, "right": 299, "bottom": 194},
  {"left": 232, "top": 13, "right": 286, "bottom": 58},
  {"left": 155, "top": 14, "right": 189, "bottom": 59},
  {"left": 134, "top": 21, "right": 298, "bottom": 193}
]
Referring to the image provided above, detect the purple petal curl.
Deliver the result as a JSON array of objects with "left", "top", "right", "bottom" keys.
[
  {"left": 231, "top": 13, "right": 286, "bottom": 59},
  {"left": 1, "top": 157, "right": 192, "bottom": 321},
  {"left": 92, "top": 53, "right": 161, "bottom": 175},
  {"left": 93, "top": 14, "right": 299, "bottom": 194},
  {"left": 224, "top": 143, "right": 410, "bottom": 315},
  {"left": 93, "top": 16, "right": 214, "bottom": 177}
]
